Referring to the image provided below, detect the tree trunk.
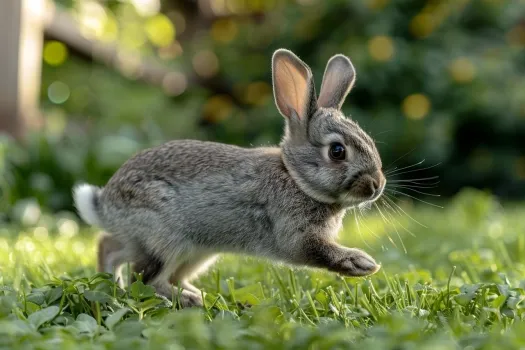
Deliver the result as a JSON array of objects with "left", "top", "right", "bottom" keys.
[{"left": 0, "top": 0, "right": 44, "bottom": 139}]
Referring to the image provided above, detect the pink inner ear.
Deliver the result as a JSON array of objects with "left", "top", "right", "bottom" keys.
[
  {"left": 317, "top": 68, "right": 340, "bottom": 109},
  {"left": 317, "top": 55, "right": 356, "bottom": 110},
  {"left": 274, "top": 58, "right": 309, "bottom": 119}
]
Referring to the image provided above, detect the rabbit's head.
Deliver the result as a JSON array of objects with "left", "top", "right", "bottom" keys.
[{"left": 273, "top": 49, "right": 385, "bottom": 208}]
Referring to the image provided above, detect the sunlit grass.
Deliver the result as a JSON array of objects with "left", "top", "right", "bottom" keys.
[{"left": 1, "top": 189, "right": 525, "bottom": 348}]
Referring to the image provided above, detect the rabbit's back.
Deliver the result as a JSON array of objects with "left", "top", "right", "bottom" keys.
[{"left": 96, "top": 140, "right": 334, "bottom": 259}]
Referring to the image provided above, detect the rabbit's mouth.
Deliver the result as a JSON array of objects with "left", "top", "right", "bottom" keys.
[
  {"left": 340, "top": 188, "right": 384, "bottom": 208},
  {"left": 342, "top": 172, "right": 385, "bottom": 206}
]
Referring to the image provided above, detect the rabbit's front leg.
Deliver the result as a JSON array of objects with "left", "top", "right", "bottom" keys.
[{"left": 295, "top": 238, "right": 380, "bottom": 277}]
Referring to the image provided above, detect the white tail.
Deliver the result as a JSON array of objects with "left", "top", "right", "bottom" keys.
[{"left": 73, "top": 184, "right": 101, "bottom": 226}]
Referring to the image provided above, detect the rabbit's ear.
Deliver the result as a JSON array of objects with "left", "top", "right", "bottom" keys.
[
  {"left": 272, "top": 49, "right": 316, "bottom": 121},
  {"left": 317, "top": 54, "right": 356, "bottom": 110}
]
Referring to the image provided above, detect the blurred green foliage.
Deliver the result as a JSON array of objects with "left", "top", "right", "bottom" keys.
[{"left": 2, "top": 0, "right": 525, "bottom": 216}]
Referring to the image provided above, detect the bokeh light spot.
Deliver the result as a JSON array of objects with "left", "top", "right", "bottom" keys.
[
  {"left": 449, "top": 58, "right": 476, "bottom": 83},
  {"left": 145, "top": 14, "right": 176, "bottom": 48},
  {"left": 226, "top": 0, "right": 247, "bottom": 14},
  {"left": 410, "top": 14, "right": 434, "bottom": 38},
  {"left": 402, "top": 94, "right": 431, "bottom": 120},
  {"left": 116, "top": 52, "right": 142, "bottom": 79},
  {"left": 211, "top": 19, "right": 238, "bottom": 43},
  {"left": 245, "top": 82, "right": 272, "bottom": 106},
  {"left": 20, "top": 201, "right": 41, "bottom": 226},
  {"left": 58, "top": 219, "right": 79, "bottom": 238},
  {"left": 48, "top": 82, "right": 70, "bottom": 104},
  {"left": 15, "top": 240, "right": 35, "bottom": 253},
  {"left": 210, "top": 0, "right": 228, "bottom": 15},
  {"left": 73, "top": 241, "right": 86, "bottom": 255},
  {"left": 162, "top": 72, "right": 187, "bottom": 96},
  {"left": 192, "top": 51, "right": 219, "bottom": 78},
  {"left": 488, "top": 221, "right": 503, "bottom": 239},
  {"left": 43, "top": 41, "right": 68, "bottom": 66},
  {"left": 368, "top": 36, "right": 394, "bottom": 62},
  {"left": 130, "top": 0, "right": 160, "bottom": 17},
  {"left": 203, "top": 95, "right": 234, "bottom": 123},
  {"left": 77, "top": 1, "right": 107, "bottom": 39},
  {"left": 33, "top": 227, "right": 49, "bottom": 241},
  {"left": 55, "top": 240, "right": 66, "bottom": 251},
  {"left": 158, "top": 42, "right": 183, "bottom": 60}
]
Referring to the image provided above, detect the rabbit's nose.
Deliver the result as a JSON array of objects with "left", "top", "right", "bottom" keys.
[
  {"left": 371, "top": 171, "right": 385, "bottom": 198},
  {"left": 371, "top": 178, "right": 380, "bottom": 191},
  {"left": 368, "top": 180, "right": 380, "bottom": 199}
]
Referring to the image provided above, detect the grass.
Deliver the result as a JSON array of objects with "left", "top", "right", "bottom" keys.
[{"left": 1, "top": 188, "right": 525, "bottom": 349}]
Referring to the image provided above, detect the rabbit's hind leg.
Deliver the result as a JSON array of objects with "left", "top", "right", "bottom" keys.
[
  {"left": 169, "top": 253, "right": 218, "bottom": 295},
  {"left": 132, "top": 253, "right": 206, "bottom": 308},
  {"left": 151, "top": 279, "right": 203, "bottom": 308},
  {"left": 97, "top": 233, "right": 127, "bottom": 286},
  {"left": 131, "top": 248, "right": 165, "bottom": 285}
]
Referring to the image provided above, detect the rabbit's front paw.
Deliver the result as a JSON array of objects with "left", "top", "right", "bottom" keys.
[
  {"left": 153, "top": 282, "right": 204, "bottom": 308},
  {"left": 338, "top": 249, "right": 380, "bottom": 277},
  {"left": 177, "top": 290, "right": 203, "bottom": 308}
]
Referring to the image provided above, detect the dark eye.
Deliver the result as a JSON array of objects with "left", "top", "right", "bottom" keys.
[{"left": 329, "top": 143, "right": 346, "bottom": 161}]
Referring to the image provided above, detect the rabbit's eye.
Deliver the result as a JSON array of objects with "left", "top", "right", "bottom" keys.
[{"left": 329, "top": 143, "right": 346, "bottom": 161}]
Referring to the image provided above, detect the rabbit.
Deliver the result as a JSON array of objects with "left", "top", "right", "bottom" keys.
[{"left": 73, "top": 49, "right": 386, "bottom": 308}]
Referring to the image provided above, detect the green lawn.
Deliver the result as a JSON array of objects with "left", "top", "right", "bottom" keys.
[{"left": 1, "top": 188, "right": 525, "bottom": 349}]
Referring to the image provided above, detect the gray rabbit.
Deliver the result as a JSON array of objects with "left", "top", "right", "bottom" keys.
[{"left": 73, "top": 49, "right": 386, "bottom": 307}]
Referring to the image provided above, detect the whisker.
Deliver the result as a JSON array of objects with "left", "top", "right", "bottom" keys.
[
  {"left": 386, "top": 186, "right": 440, "bottom": 197},
  {"left": 372, "top": 130, "right": 393, "bottom": 145},
  {"left": 364, "top": 206, "right": 398, "bottom": 249},
  {"left": 373, "top": 201, "right": 390, "bottom": 225},
  {"left": 383, "top": 195, "right": 429, "bottom": 228},
  {"left": 383, "top": 196, "right": 418, "bottom": 232},
  {"left": 374, "top": 203, "right": 405, "bottom": 239},
  {"left": 386, "top": 189, "right": 443, "bottom": 208},
  {"left": 356, "top": 209, "right": 381, "bottom": 240},
  {"left": 386, "top": 209, "right": 417, "bottom": 240},
  {"left": 353, "top": 208, "right": 374, "bottom": 250},
  {"left": 385, "top": 159, "right": 425, "bottom": 175},
  {"left": 368, "top": 203, "right": 399, "bottom": 249},
  {"left": 383, "top": 148, "right": 417, "bottom": 171},
  {"left": 388, "top": 181, "right": 440, "bottom": 188},
  {"left": 387, "top": 183, "right": 438, "bottom": 189},
  {"left": 377, "top": 202, "right": 408, "bottom": 253},
  {"left": 379, "top": 197, "right": 400, "bottom": 218},
  {"left": 373, "top": 129, "right": 393, "bottom": 137},
  {"left": 380, "top": 198, "right": 398, "bottom": 217},
  {"left": 387, "top": 176, "right": 440, "bottom": 183},
  {"left": 358, "top": 202, "right": 372, "bottom": 214},
  {"left": 387, "top": 162, "right": 442, "bottom": 177},
  {"left": 374, "top": 203, "right": 389, "bottom": 225},
  {"left": 382, "top": 202, "right": 415, "bottom": 247}
]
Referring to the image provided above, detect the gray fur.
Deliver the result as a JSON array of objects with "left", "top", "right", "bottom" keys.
[{"left": 73, "top": 49, "right": 386, "bottom": 307}]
